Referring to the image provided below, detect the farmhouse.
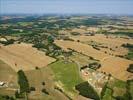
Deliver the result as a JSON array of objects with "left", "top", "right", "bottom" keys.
[{"left": 0, "top": 37, "right": 7, "bottom": 42}]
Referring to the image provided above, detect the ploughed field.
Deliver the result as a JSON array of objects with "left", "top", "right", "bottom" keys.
[{"left": 0, "top": 43, "right": 56, "bottom": 71}]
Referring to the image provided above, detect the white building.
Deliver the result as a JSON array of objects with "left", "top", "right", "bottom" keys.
[{"left": 0, "top": 81, "right": 5, "bottom": 86}]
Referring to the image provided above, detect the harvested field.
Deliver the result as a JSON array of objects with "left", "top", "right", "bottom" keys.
[
  {"left": 25, "top": 67, "right": 69, "bottom": 100},
  {"left": 0, "top": 60, "right": 18, "bottom": 96},
  {"left": 71, "top": 34, "right": 133, "bottom": 56},
  {"left": 55, "top": 40, "right": 133, "bottom": 81},
  {"left": 0, "top": 60, "right": 17, "bottom": 82},
  {"left": 71, "top": 34, "right": 133, "bottom": 45},
  {"left": 0, "top": 43, "right": 56, "bottom": 71},
  {"left": 99, "top": 57, "right": 133, "bottom": 81},
  {"left": 55, "top": 40, "right": 107, "bottom": 60},
  {"left": 71, "top": 28, "right": 87, "bottom": 34}
]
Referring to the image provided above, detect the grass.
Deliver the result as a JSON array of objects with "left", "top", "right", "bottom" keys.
[
  {"left": 128, "top": 80, "right": 133, "bottom": 99},
  {"left": 113, "top": 87, "right": 126, "bottom": 97},
  {"left": 125, "top": 51, "right": 133, "bottom": 60},
  {"left": 105, "top": 79, "right": 127, "bottom": 99},
  {"left": 49, "top": 60, "right": 83, "bottom": 93},
  {"left": 102, "top": 88, "right": 114, "bottom": 100},
  {"left": 130, "top": 83, "right": 133, "bottom": 99},
  {"left": 108, "top": 79, "right": 126, "bottom": 89}
]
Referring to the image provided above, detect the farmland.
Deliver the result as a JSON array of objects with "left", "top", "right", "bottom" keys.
[
  {"left": 55, "top": 39, "right": 132, "bottom": 81},
  {"left": 0, "top": 60, "right": 18, "bottom": 96},
  {"left": 0, "top": 43, "right": 55, "bottom": 71},
  {"left": 0, "top": 15, "right": 133, "bottom": 100}
]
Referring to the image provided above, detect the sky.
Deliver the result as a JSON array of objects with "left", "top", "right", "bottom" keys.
[{"left": 1, "top": 0, "right": 133, "bottom": 15}]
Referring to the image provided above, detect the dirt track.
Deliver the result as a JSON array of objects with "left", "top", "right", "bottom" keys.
[{"left": 0, "top": 43, "right": 55, "bottom": 72}]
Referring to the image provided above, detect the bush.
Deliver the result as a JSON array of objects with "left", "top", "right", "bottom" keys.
[
  {"left": 90, "top": 56, "right": 94, "bottom": 60},
  {"left": 71, "top": 32, "right": 80, "bottom": 36},
  {"left": 35, "top": 66, "right": 39, "bottom": 70},
  {"left": 32, "top": 43, "right": 45, "bottom": 49},
  {"left": 77, "top": 40, "right": 80, "bottom": 42},
  {"left": 15, "top": 91, "right": 20, "bottom": 98},
  {"left": 42, "top": 82, "right": 45, "bottom": 86},
  {"left": 41, "top": 88, "right": 49, "bottom": 95},
  {"left": 92, "top": 46, "right": 100, "bottom": 50},
  {"left": 80, "top": 65, "right": 88, "bottom": 70},
  {"left": 127, "top": 64, "right": 133, "bottom": 73},
  {"left": 4, "top": 95, "right": 9, "bottom": 99},
  {"left": 30, "top": 87, "right": 36, "bottom": 91}
]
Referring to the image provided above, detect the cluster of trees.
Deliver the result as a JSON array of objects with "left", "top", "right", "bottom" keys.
[
  {"left": 113, "top": 32, "right": 133, "bottom": 37},
  {"left": 0, "top": 16, "right": 37, "bottom": 24},
  {"left": 75, "top": 81, "right": 100, "bottom": 100},
  {"left": 22, "top": 32, "right": 73, "bottom": 58},
  {"left": 122, "top": 43, "right": 133, "bottom": 60},
  {"left": 20, "top": 33, "right": 65, "bottom": 58},
  {"left": 81, "top": 18, "right": 103, "bottom": 26},
  {"left": 17, "top": 70, "right": 30, "bottom": 93},
  {"left": 0, "top": 95, "right": 15, "bottom": 100},
  {"left": 16, "top": 70, "right": 30, "bottom": 99},
  {"left": 122, "top": 43, "right": 133, "bottom": 49},
  {"left": 80, "top": 62, "right": 101, "bottom": 70},
  {"left": 0, "top": 16, "right": 107, "bottom": 37}
]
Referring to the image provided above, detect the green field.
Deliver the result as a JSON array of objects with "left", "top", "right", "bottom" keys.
[
  {"left": 127, "top": 80, "right": 133, "bottom": 99},
  {"left": 102, "top": 79, "right": 127, "bottom": 99},
  {"left": 126, "top": 51, "right": 133, "bottom": 60},
  {"left": 102, "top": 88, "right": 114, "bottom": 100},
  {"left": 108, "top": 79, "right": 126, "bottom": 89},
  {"left": 49, "top": 60, "right": 83, "bottom": 93}
]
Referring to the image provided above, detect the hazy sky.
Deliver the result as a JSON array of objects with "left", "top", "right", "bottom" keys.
[{"left": 1, "top": 0, "right": 133, "bottom": 15}]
